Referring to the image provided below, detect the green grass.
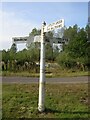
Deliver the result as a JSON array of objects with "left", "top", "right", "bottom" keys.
[
  {"left": 2, "top": 70, "right": 89, "bottom": 78},
  {"left": 2, "top": 83, "right": 89, "bottom": 119}
]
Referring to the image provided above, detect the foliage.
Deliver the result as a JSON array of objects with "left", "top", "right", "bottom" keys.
[
  {"left": 66, "top": 28, "right": 88, "bottom": 58},
  {"left": 2, "top": 50, "right": 9, "bottom": 63},
  {"left": 10, "top": 43, "right": 17, "bottom": 53},
  {"left": 29, "top": 28, "right": 41, "bottom": 36},
  {"left": 56, "top": 52, "right": 76, "bottom": 68},
  {"left": 45, "top": 43, "right": 53, "bottom": 61},
  {"left": 56, "top": 24, "right": 90, "bottom": 70}
]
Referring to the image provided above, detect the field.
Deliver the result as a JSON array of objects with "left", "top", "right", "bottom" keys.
[{"left": 2, "top": 83, "right": 89, "bottom": 119}]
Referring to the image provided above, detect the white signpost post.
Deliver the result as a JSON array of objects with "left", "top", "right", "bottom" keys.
[{"left": 38, "top": 19, "right": 64, "bottom": 112}]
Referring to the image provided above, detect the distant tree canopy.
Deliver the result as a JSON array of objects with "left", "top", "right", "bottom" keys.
[
  {"left": 10, "top": 43, "right": 17, "bottom": 53},
  {"left": 1, "top": 25, "right": 90, "bottom": 71},
  {"left": 29, "top": 28, "right": 41, "bottom": 36}
]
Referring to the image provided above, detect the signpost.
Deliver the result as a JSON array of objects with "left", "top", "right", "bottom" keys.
[
  {"left": 12, "top": 19, "right": 64, "bottom": 112},
  {"left": 38, "top": 21, "right": 46, "bottom": 112},
  {"left": 38, "top": 19, "right": 64, "bottom": 112}
]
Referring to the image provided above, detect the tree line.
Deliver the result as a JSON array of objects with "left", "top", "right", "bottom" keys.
[
  {"left": 1, "top": 24, "right": 90, "bottom": 72},
  {"left": 57, "top": 24, "right": 90, "bottom": 71}
]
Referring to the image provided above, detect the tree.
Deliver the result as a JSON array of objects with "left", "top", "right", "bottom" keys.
[
  {"left": 56, "top": 25, "right": 89, "bottom": 69},
  {"left": 2, "top": 50, "right": 10, "bottom": 70},
  {"left": 10, "top": 43, "right": 17, "bottom": 53},
  {"left": 45, "top": 43, "right": 53, "bottom": 61},
  {"left": 85, "top": 24, "right": 90, "bottom": 41},
  {"left": 29, "top": 28, "right": 41, "bottom": 36},
  {"left": 8, "top": 43, "right": 17, "bottom": 61},
  {"left": 27, "top": 28, "right": 41, "bottom": 48},
  {"left": 66, "top": 28, "right": 88, "bottom": 58},
  {"left": 64, "top": 24, "right": 79, "bottom": 41}
]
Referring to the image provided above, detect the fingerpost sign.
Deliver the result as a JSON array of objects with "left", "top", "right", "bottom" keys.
[{"left": 38, "top": 19, "right": 64, "bottom": 112}]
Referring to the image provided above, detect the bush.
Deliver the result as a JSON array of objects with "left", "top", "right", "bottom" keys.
[
  {"left": 56, "top": 52, "right": 76, "bottom": 69},
  {"left": 56, "top": 51, "right": 89, "bottom": 71}
]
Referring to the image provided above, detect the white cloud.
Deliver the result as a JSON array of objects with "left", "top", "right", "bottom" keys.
[{"left": 0, "top": 10, "right": 38, "bottom": 51}]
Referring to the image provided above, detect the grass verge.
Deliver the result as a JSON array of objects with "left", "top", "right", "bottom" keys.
[
  {"left": 2, "top": 70, "right": 89, "bottom": 78},
  {"left": 2, "top": 83, "right": 89, "bottom": 119}
]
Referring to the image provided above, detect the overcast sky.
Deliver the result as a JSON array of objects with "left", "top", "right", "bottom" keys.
[{"left": 0, "top": 2, "right": 88, "bottom": 51}]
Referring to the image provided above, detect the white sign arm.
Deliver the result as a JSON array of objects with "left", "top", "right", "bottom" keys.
[{"left": 44, "top": 19, "right": 64, "bottom": 32}]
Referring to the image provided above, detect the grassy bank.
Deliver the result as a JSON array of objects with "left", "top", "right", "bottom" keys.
[
  {"left": 2, "top": 83, "right": 89, "bottom": 119},
  {"left": 1, "top": 70, "right": 89, "bottom": 78}
]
